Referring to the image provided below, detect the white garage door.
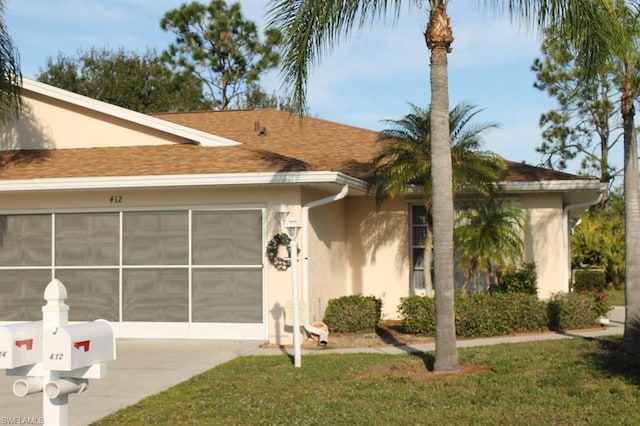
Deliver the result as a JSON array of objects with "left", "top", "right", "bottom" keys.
[{"left": 0, "top": 207, "right": 265, "bottom": 340}]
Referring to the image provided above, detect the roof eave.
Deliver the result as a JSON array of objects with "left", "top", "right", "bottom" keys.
[
  {"left": 0, "top": 171, "right": 369, "bottom": 193},
  {"left": 498, "top": 180, "right": 606, "bottom": 192}
]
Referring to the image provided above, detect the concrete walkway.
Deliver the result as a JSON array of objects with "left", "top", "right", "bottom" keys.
[{"left": 0, "top": 306, "right": 625, "bottom": 425}]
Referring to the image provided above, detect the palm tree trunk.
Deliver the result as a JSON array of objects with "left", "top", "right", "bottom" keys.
[
  {"left": 621, "top": 69, "right": 640, "bottom": 353},
  {"left": 426, "top": 3, "right": 459, "bottom": 372}
]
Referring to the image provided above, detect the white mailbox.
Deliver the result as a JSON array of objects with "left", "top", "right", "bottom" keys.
[
  {"left": 43, "top": 320, "right": 115, "bottom": 371},
  {"left": 0, "top": 321, "right": 43, "bottom": 369}
]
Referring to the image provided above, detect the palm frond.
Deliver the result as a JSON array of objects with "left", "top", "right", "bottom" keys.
[
  {"left": 266, "top": 0, "right": 414, "bottom": 114},
  {"left": 0, "top": 0, "right": 21, "bottom": 129},
  {"left": 371, "top": 101, "right": 505, "bottom": 205}
]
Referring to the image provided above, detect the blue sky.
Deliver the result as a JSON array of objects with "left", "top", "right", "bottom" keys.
[{"left": 5, "top": 0, "right": 574, "bottom": 169}]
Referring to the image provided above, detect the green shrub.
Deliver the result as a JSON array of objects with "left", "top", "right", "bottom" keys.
[
  {"left": 547, "top": 292, "right": 599, "bottom": 331},
  {"left": 455, "top": 293, "right": 548, "bottom": 337},
  {"left": 398, "top": 293, "right": 547, "bottom": 338},
  {"left": 494, "top": 293, "right": 548, "bottom": 333},
  {"left": 454, "top": 293, "right": 503, "bottom": 337},
  {"left": 493, "top": 262, "right": 538, "bottom": 295},
  {"left": 323, "top": 295, "right": 382, "bottom": 333},
  {"left": 573, "top": 269, "right": 607, "bottom": 292},
  {"left": 397, "top": 296, "right": 436, "bottom": 335}
]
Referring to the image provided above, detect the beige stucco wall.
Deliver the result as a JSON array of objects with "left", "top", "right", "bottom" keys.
[
  {"left": 521, "top": 193, "right": 565, "bottom": 298},
  {"left": 345, "top": 197, "right": 410, "bottom": 319},
  {"left": 0, "top": 92, "right": 185, "bottom": 151},
  {"left": 302, "top": 189, "right": 348, "bottom": 324}
]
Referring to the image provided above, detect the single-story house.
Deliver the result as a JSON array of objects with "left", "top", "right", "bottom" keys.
[{"left": 0, "top": 78, "right": 604, "bottom": 344}]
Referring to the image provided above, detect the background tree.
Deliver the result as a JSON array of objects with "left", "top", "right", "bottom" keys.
[
  {"left": 161, "top": 0, "right": 282, "bottom": 110},
  {"left": 455, "top": 198, "right": 525, "bottom": 293},
  {"left": 36, "top": 47, "right": 208, "bottom": 113},
  {"left": 0, "top": 0, "right": 21, "bottom": 130},
  {"left": 534, "top": 0, "right": 640, "bottom": 354},
  {"left": 371, "top": 102, "right": 507, "bottom": 295},
  {"left": 572, "top": 191, "right": 625, "bottom": 289},
  {"left": 532, "top": 26, "right": 622, "bottom": 208},
  {"left": 240, "top": 82, "right": 302, "bottom": 112}
]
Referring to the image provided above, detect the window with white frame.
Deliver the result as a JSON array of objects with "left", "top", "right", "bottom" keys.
[{"left": 410, "top": 204, "right": 433, "bottom": 293}]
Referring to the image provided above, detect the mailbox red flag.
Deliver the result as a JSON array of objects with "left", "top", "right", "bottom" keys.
[
  {"left": 15, "top": 339, "right": 33, "bottom": 350},
  {"left": 73, "top": 340, "right": 91, "bottom": 352}
]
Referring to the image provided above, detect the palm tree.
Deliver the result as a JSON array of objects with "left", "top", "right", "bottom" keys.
[
  {"left": 454, "top": 198, "right": 525, "bottom": 293},
  {"left": 266, "top": 0, "right": 626, "bottom": 370},
  {"left": 371, "top": 102, "right": 507, "bottom": 296},
  {"left": 0, "top": 0, "right": 21, "bottom": 130},
  {"left": 584, "top": 1, "right": 640, "bottom": 353},
  {"left": 526, "top": 1, "right": 640, "bottom": 352}
]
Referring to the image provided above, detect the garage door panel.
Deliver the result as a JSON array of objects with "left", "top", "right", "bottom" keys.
[
  {"left": 55, "top": 269, "right": 119, "bottom": 322},
  {"left": 0, "top": 215, "right": 51, "bottom": 266},
  {"left": 123, "top": 211, "right": 188, "bottom": 265},
  {"left": 192, "top": 269, "right": 262, "bottom": 323},
  {"left": 123, "top": 268, "right": 189, "bottom": 322},
  {"left": 0, "top": 269, "right": 51, "bottom": 321},
  {"left": 55, "top": 213, "right": 119, "bottom": 266},
  {"left": 192, "top": 210, "right": 262, "bottom": 265}
]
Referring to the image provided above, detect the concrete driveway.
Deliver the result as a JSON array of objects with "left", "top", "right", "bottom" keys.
[{"left": 0, "top": 340, "right": 259, "bottom": 426}]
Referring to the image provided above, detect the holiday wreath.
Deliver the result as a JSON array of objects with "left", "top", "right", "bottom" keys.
[{"left": 267, "top": 233, "right": 291, "bottom": 271}]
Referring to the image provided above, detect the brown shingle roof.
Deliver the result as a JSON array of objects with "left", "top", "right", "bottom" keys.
[
  {"left": 504, "top": 160, "right": 591, "bottom": 182},
  {"left": 154, "top": 109, "right": 378, "bottom": 179},
  {"left": 0, "top": 108, "right": 590, "bottom": 183}
]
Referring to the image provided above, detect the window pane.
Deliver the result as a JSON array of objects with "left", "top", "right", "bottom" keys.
[
  {"left": 0, "top": 270, "right": 51, "bottom": 320},
  {"left": 56, "top": 213, "right": 119, "bottom": 266},
  {"left": 192, "top": 268, "right": 262, "bottom": 323},
  {"left": 412, "top": 205, "right": 427, "bottom": 225},
  {"left": 412, "top": 226, "right": 427, "bottom": 246},
  {"left": 412, "top": 248, "right": 424, "bottom": 269},
  {"left": 192, "top": 210, "right": 262, "bottom": 265},
  {"left": 412, "top": 269, "right": 426, "bottom": 290},
  {"left": 123, "top": 269, "right": 188, "bottom": 321},
  {"left": 55, "top": 269, "right": 119, "bottom": 321},
  {"left": 0, "top": 215, "right": 51, "bottom": 266},
  {"left": 123, "top": 211, "right": 188, "bottom": 265}
]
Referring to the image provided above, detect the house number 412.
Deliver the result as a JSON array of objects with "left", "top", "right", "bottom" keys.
[{"left": 110, "top": 195, "right": 123, "bottom": 204}]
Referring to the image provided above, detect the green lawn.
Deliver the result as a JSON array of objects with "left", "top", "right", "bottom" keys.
[
  {"left": 93, "top": 337, "right": 640, "bottom": 425},
  {"left": 606, "top": 288, "right": 625, "bottom": 306}
]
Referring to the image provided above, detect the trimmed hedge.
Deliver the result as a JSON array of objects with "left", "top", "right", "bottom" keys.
[
  {"left": 547, "top": 292, "right": 600, "bottom": 331},
  {"left": 323, "top": 295, "right": 382, "bottom": 333},
  {"left": 573, "top": 269, "right": 607, "bottom": 292},
  {"left": 398, "top": 291, "right": 597, "bottom": 337},
  {"left": 397, "top": 295, "right": 436, "bottom": 335},
  {"left": 455, "top": 293, "right": 547, "bottom": 337}
]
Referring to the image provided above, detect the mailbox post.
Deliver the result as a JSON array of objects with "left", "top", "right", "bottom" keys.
[
  {"left": 0, "top": 279, "right": 116, "bottom": 426},
  {"left": 41, "top": 278, "right": 73, "bottom": 425}
]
